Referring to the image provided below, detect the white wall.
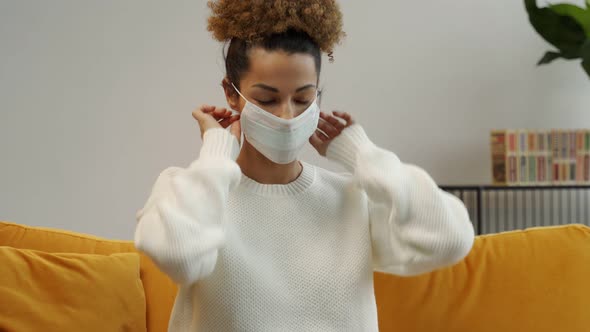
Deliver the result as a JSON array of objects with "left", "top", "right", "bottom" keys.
[{"left": 1, "top": 0, "right": 589, "bottom": 239}]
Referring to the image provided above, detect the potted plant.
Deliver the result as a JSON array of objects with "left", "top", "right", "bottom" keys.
[{"left": 524, "top": 0, "right": 590, "bottom": 77}]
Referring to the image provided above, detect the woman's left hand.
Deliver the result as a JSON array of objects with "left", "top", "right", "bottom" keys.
[{"left": 309, "top": 111, "right": 355, "bottom": 156}]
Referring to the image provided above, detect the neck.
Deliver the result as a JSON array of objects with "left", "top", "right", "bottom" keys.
[{"left": 236, "top": 139, "right": 302, "bottom": 185}]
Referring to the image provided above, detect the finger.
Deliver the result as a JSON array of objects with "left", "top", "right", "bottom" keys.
[
  {"left": 200, "top": 104, "right": 216, "bottom": 113},
  {"left": 208, "top": 107, "right": 227, "bottom": 118},
  {"left": 214, "top": 111, "right": 233, "bottom": 122},
  {"left": 203, "top": 107, "right": 229, "bottom": 123},
  {"left": 218, "top": 114, "right": 240, "bottom": 128},
  {"left": 218, "top": 118, "right": 230, "bottom": 128},
  {"left": 192, "top": 109, "right": 202, "bottom": 121},
  {"left": 212, "top": 107, "right": 228, "bottom": 115},
  {"left": 192, "top": 106, "right": 207, "bottom": 121},
  {"left": 332, "top": 111, "right": 354, "bottom": 126},
  {"left": 309, "top": 131, "right": 325, "bottom": 147},
  {"left": 210, "top": 108, "right": 234, "bottom": 123},
  {"left": 318, "top": 117, "right": 340, "bottom": 137},
  {"left": 201, "top": 104, "right": 216, "bottom": 112},
  {"left": 220, "top": 109, "right": 235, "bottom": 120},
  {"left": 323, "top": 112, "right": 346, "bottom": 130},
  {"left": 193, "top": 104, "right": 217, "bottom": 121},
  {"left": 314, "top": 128, "right": 330, "bottom": 142}
]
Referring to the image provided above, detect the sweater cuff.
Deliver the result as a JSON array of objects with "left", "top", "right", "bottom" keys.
[
  {"left": 199, "top": 128, "right": 240, "bottom": 161},
  {"left": 326, "top": 124, "right": 377, "bottom": 173}
]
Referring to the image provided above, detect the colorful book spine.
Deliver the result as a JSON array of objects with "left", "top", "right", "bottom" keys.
[
  {"left": 551, "top": 130, "right": 559, "bottom": 184},
  {"left": 582, "top": 130, "right": 590, "bottom": 184},
  {"left": 508, "top": 130, "right": 518, "bottom": 184},
  {"left": 576, "top": 129, "right": 590, "bottom": 184},
  {"left": 546, "top": 131, "right": 553, "bottom": 184},
  {"left": 569, "top": 131, "right": 577, "bottom": 184},
  {"left": 518, "top": 129, "right": 528, "bottom": 185},
  {"left": 490, "top": 130, "right": 507, "bottom": 185},
  {"left": 490, "top": 129, "right": 590, "bottom": 185},
  {"left": 528, "top": 130, "right": 537, "bottom": 184}
]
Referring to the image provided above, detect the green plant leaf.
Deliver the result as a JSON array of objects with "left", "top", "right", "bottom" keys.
[
  {"left": 581, "top": 39, "right": 590, "bottom": 78},
  {"left": 549, "top": 3, "right": 590, "bottom": 36},
  {"left": 537, "top": 51, "right": 564, "bottom": 65},
  {"left": 525, "top": 0, "right": 586, "bottom": 58},
  {"left": 525, "top": 0, "right": 538, "bottom": 11},
  {"left": 587, "top": 0, "right": 590, "bottom": 9}
]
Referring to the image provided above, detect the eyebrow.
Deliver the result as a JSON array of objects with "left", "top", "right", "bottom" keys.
[{"left": 251, "top": 83, "right": 316, "bottom": 93}]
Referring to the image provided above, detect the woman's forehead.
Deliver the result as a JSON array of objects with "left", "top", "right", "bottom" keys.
[{"left": 242, "top": 48, "right": 318, "bottom": 89}]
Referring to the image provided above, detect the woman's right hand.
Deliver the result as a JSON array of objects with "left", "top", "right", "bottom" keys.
[{"left": 192, "top": 105, "right": 241, "bottom": 144}]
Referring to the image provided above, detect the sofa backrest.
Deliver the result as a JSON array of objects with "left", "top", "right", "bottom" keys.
[
  {"left": 3, "top": 221, "right": 589, "bottom": 332},
  {"left": 0, "top": 221, "right": 177, "bottom": 332},
  {"left": 374, "top": 224, "right": 590, "bottom": 332}
]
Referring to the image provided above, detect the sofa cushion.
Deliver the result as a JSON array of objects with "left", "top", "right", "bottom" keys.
[
  {"left": 374, "top": 224, "right": 590, "bottom": 332},
  {"left": 0, "top": 246, "right": 146, "bottom": 332},
  {"left": 0, "top": 221, "right": 177, "bottom": 332}
]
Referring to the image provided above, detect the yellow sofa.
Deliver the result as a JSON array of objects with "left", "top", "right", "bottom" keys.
[{"left": 1, "top": 220, "right": 589, "bottom": 332}]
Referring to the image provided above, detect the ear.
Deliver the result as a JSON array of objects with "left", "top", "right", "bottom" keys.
[{"left": 222, "top": 78, "right": 241, "bottom": 112}]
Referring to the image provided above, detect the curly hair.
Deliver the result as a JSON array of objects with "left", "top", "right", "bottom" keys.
[{"left": 207, "top": 0, "right": 345, "bottom": 57}]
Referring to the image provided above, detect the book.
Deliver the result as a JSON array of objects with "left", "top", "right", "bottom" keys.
[
  {"left": 490, "top": 128, "right": 590, "bottom": 185},
  {"left": 490, "top": 130, "right": 507, "bottom": 185},
  {"left": 585, "top": 130, "right": 590, "bottom": 183},
  {"left": 508, "top": 130, "right": 518, "bottom": 184},
  {"left": 518, "top": 129, "right": 528, "bottom": 185}
]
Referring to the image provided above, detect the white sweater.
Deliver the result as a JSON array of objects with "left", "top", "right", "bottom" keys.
[{"left": 134, "top": 124, "right": 474, "bottom": 332}]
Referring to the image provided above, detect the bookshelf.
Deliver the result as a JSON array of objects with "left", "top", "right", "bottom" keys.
[
  {"left": 490, "top": 129, "right": 590, "bottom": 186},
  {"left": 439, "top": 184, "right": 590, "bottom": 235}
]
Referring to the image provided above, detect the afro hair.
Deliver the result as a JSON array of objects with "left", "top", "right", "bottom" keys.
[{"left": 207, "top": 0, "right": 345, "bottom": 55}]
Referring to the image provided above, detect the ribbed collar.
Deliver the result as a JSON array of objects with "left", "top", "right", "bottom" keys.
[{"left": 238, "top": 160, "right": 316, "bottom": 197}]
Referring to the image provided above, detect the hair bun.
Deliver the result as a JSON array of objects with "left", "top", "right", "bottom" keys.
[{"left": 207, "top": 0, "right": 345, "bottom": 54}]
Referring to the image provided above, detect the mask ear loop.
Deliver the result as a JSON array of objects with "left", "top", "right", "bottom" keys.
[
  {"left": 311, "top": 87, "right": 329, "bottom": 139},
  {"left": 229, "top": 82, "right": 246, "bottom": 116},
  {"left": 316, "top": 88, "right": 322, "bottom": 108},
  {"left": 225, "top": 82, "right": 244, "bottom": 144},
  {"left": 231, "top": 82, "right": 248, "bottom": 101}
]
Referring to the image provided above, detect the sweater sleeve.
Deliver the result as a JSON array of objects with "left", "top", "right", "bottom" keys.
[
  {"left": 326, "top": 124, "right": 475, "bottom": 276},
  {"left": 134, "top": 128, "right": 242, "bottom": 285}
]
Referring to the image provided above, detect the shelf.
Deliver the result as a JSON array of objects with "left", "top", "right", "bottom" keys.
[
  {"left": 440, "top": 184, "right": 590, "bottom": 191},
  {"left": 440, "top": 185, "right": 590, "bottom": 235}
]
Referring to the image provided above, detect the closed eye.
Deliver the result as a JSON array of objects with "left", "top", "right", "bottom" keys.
[
  {"left": 255, "top": 99, "right": 275, "bottom": 106},
  {"left": 256, "top": 100, "right": 310, "bottom": 106}
]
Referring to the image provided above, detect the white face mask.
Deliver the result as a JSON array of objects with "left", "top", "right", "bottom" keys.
[{"left": 231, "top": 83, "right": 320, "bottom": 164}]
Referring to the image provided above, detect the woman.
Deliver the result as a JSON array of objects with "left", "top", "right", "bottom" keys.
[{"left": 134, "top": 1, "right": 475, "bottom": 331}]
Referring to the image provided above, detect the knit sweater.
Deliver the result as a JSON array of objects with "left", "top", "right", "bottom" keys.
[{"left": 134, "top": 124, "right": 475, "bottom": 332}]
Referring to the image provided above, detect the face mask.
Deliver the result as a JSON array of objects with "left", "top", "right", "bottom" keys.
[{"left": 231, "top": 83, "right": 320, "bottom": 164}]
